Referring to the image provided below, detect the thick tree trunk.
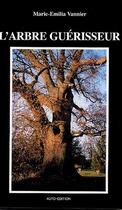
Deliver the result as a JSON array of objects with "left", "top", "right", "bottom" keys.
[
  {"left": 43, "top": 125, "right": 74, "bottom": 177},
  {"left": 42, "top": 87, "right": 75, "bottom": 178}
]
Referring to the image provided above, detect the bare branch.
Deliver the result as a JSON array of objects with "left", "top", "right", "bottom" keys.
[
  {"left": 37, "top": 94, "right": 53, "bottom": 110},
  {"left": 48, "top": 50, "right": 59, "bottom": 67},
  {"left": 73, "top": 103, "right": 84, "bottom": 112},
  {"left": 13, "top": 75, "right": 48, "bottom": 124},
  {"left": 65, "top": 50, "right": 83, "bottom": 83},
  {"left": 73, "top": 103, "right": 90, "bottom": 121},
  {"left": 72, "top": 128, "right": 105, "bottom": 138},
  {"left": 20, "top": 49, "right": 55, "bottom": 92},
  {"left": 65, "top": 56, "right": 106, "bottom": 83},
  {"left": 79, "top": 56, "right": 106, "bottom": 66},
  {"left": 57, "top": 50, "right": 66, "bottom": 84}
]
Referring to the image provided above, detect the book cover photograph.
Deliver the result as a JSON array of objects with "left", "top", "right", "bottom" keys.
[
  {"left": 0, "top": 3, "right": 121, "bottom": 210},
  {"left": 10, "top": 47, "right": 108, "bottom": 194}
]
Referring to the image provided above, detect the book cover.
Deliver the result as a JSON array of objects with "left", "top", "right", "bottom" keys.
[{"left": 0, "top": 3, "right": 121, "bottom": 210}]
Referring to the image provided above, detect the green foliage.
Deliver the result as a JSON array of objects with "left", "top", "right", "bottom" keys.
[
  {"left": 91, "top": 136, "right": 106, "bottom": 173},
  {"left": 72, "top": 139, "right": 90, "bottom": 169}
]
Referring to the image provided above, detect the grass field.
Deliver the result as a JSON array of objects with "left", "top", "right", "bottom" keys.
[{"left": 78, "top": 169, "right": 105, "bottom": 177}]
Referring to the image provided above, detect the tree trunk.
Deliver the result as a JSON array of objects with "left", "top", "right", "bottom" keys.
[{"left": 41, "top": 87, "right": 76, "bottom": 179}]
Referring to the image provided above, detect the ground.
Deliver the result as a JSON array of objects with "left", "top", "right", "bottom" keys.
[{"left": 12, "top": 170, "right": 105, "bottom": 192}]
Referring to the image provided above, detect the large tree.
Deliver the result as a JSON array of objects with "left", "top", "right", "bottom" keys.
[{"left": 12, "top": 49, "right": 107, "bottom": 181}]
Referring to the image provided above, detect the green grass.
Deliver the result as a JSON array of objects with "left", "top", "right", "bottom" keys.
[{"left": 77, "top": 169, "right": 105, "bottom": 177}]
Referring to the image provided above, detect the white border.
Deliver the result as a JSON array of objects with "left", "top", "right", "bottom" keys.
[{"left": 9, "top": 47, "right": 109, "bottom": 194}]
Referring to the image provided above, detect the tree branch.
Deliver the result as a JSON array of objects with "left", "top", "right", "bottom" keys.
[
  {"left": 65, "top": 56, "right": 107, "bottom": 83},
  {"left": 20, "top": 49, "right": 55, "bottom": 92},
  {"left": 13, "top": 75, "right": 48, "bottom": 124},
  {"left": 37, "top": 94, "right": 53, "bottom": 110},
  {"left": 71, "top": 128, "right": 105, "bottom": 138},
  {"left": 57, "top": 50, "right": 65, "bottom": 84},
  {"left": 73, "top": 103, "right": 84, "bottom": 112},
  {"left": 48, "top": 50, "right": 66, "bottom": 84},
  {"left": 79, "top": 56, "right": 107, "bottom": 66},
  {"left": 48, "top": 50, "right": 58, "bottom": 67},
  {"left": 73, "top": 103, "right": 89, "bottom": 121}
]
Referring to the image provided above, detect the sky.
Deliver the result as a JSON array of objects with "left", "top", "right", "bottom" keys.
[{"left": 12, "top": 48, "right": 107, "bottom": 131}]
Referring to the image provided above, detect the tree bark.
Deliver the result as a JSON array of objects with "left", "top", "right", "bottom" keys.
[{"left": 42, "top": 86, "right": 75, "bottom": 178}]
